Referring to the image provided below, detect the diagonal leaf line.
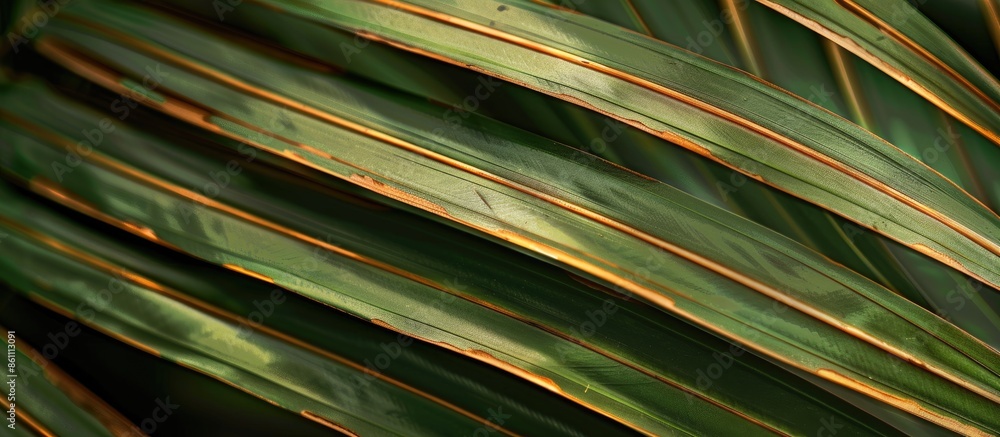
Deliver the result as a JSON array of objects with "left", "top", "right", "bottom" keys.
[
  {"left": 7, "top": 170, "right": 786, "bottom": 436},
  {"left": 758, "top": 0, "right": 1000, "bottom": 149},
  {"left": 0, "top": 111, "right": 703, "bottom": 436},
  {"left": 17, "top": 291, "right": 360, "bottom": 435},
  {"left": 834, "top": 0, "right": 1000, "bottom": 121},
  {"left": 0, "top": 327, "right": 144, "bottom": 436},
  {"left": 21, "top": 19, "right": 1000, "bottom": 430},
  {"left": 356, "top": 0, "right": 1000, "bottom": 256},
  {"left": 42, "top": 15, "right": 1000, "bottom": 383},
  {"left": 0, "top": 215, "right": 518, "bottom": 437},
  {"left": 295, "top": 0, "right": 1000, "bottom": 296},
  {"left": 0, "top": 395, "right": 57, "bottom": 437}
]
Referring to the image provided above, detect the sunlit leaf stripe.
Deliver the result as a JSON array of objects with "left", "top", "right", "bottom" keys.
[
  {"left": 151, "top": 0, "right": 1000, "bottom": 296},
  {"left": 1, "top": 17, "right": 1000, "bottom": 432},
  {"left": 1, "top": 189, "right": 646, "bottom": 436},
  {"left": 0, "top": 195, "right": 670, "bottom": 436},
  {"left": 0, "top": 107, "right": 758, "bottom": 434},
  {"left": 154, "top": 0, "right": 1000, "bottom": 352},
  {"left": 762, "top": 0, "right": 1000, "bottom": 148},
  {"left": 0, "top": 152, "right": 908, "bottom": 434},
  {"left": 0, "top": 90, "right": 843, "bottom": 435},
  {"left": 562, "top": 0, "right": 1000, "bottom": 157},
  {"left": 36, "top": 0, "right": 1000, "bottom": 372},
  {"left": 0, "top": 333, "right": 141, "bottom": 437},
  {"left": 530, "top": 0, "right": 1000, "bottom": 349},
  {"left": 0, "top": 224, "right": 526, "bottom": 436},
  {"left": 5, "top": 74, "right": 968, "bottom": 430},
  {"left": 35, "top": 0, "right": 1000, "bottom": 372},
  {"left": 0, "top": 72, "right": 956, "bottom": 434},
  {"left": 1, "top": 0, "right": 998, "bottom": 435}
]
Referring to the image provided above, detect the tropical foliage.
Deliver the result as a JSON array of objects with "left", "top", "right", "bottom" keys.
[{"left": 0, "top": 0, "right": 999, "bottom": 435}]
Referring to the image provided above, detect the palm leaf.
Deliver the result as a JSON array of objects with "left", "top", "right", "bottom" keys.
[{"left": 1, "top": 0, "right": 999, "bottom": 435}]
